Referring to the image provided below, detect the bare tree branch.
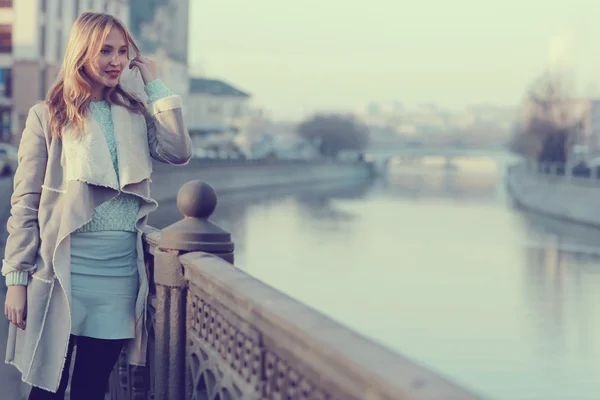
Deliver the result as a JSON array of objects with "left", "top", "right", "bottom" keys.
[{"left": 510, "top": 72, "right": 585, "bottom": 163}]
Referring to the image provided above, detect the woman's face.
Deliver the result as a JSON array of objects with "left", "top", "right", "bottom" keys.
[{"left": 83, "top": 27, "right": 129, "bottom": 89}]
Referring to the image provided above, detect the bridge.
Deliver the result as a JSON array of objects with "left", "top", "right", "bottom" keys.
[
  {"left": 363, "top": 144, "right": 511, "bottom": 176},
  {"left": 104, "top": 179, "right": 484, "bottom": 400},
  {"left": 366, "top": 143, "right": 506, "bottom": 159}
]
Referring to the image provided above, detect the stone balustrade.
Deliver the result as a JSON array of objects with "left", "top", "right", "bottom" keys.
[
  {"left": 522, "top": 160, "right": 600, "bottom": 184},
  {"left": 507, "top": 161, "right": 600, "bottom": 228},
  {"left": 107, "top": 180, "right": 485, "bottom": 400}
]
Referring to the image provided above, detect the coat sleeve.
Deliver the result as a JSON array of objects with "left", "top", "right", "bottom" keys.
[
  {"left": 1, "top": 106, "right": 48, "bottom": 279},
  {"left": 145, "top": 88, "right": 192, "bottom": 166}
]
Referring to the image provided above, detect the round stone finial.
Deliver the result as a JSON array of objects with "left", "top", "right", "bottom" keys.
[{"left": 176, "top": 180, "right": 217, "bottom": 219}]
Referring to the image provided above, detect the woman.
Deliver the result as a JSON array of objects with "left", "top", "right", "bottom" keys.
[{"left": 2, "top": 12, "right": 191, "bottom": 399}]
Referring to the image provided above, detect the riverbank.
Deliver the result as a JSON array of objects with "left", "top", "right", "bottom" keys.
[
  {"left": 150, "top": 159, "right": 372, "bottom": 202},
  {"left": 506, "top": 163, "right": 600, "bottom": 228}
]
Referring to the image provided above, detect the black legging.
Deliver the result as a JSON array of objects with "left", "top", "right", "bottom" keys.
[{"left": 28, "top": 335, "right": 125, "bottom": 400}]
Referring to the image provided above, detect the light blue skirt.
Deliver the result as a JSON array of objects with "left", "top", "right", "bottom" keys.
[{"left": 70, "top": 231, "right": 139, "bottom": 339}]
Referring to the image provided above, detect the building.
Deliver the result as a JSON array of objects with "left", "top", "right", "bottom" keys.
[
  {"left": 186, "top": 77, "right": 251, "bottom": 154},
  {"left": 187, "top": 77, "right": 251, "bottom": 134},
  {"left": 11, "top": 0, "right": 128, "bottom": 140},
  {"left": 127, "top": 0, "right": 190, "bottom": 110},
  {"left": 0, "top": 0, "right": 12, "bottom": 142}
]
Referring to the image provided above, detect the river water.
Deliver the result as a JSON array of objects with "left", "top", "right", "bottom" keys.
[{"left": 150, "top": 153, "right": 600, "bottom": 400}]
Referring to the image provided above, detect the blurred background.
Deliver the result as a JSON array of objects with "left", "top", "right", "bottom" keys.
[
  {"left": 1, "top": 1, "right": 600, "bottom": 400},
  {"left": 2, "top": 0, "right": 600, "bottom": 163}
]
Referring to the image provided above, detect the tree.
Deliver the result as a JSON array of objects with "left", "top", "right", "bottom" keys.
[
  {"left": 510, "top": 72, "right": 585, "bottom": 163},
  {"left": 297, "top": 114, "right": 369, "bottom": 157}
]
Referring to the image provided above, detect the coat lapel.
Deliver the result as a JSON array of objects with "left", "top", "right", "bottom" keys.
[
  {"left": 62, "top": 104, "right": 152, "bottom": 190},
  {"left": 112, "top": 104, "right": 153, "bottom": 188},
  {"left": 62, "top": 115, "right": 119, "bottom": 189}
]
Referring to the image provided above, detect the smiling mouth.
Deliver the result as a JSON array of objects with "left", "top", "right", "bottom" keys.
[{"left": 106, "top": 71, "right": 120, "bottom": 77}]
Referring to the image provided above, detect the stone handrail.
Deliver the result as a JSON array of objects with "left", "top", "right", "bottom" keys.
[
  {"left": 507, "top": 161, "right": 600, "bottom": 229},
  {"left": 523, "top": 160, "right": 600, "bottom": 184},
  {"left": 107, "top": 180, "right": 485, "bottom": 400}
]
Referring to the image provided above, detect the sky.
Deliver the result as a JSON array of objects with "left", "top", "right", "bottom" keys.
[{"left": 189, "top": 0, "right": 600, "bottom": 121}]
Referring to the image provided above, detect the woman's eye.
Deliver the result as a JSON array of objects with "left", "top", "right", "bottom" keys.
[
  {"left": 119, "top": 50, "right": 127, "bottom": 55},
  {"left": 100, "top": 49, "right": 110, "bottom": 55}
]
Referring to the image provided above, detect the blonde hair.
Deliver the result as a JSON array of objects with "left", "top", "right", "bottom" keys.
[{"left": 46, "top": 12, "right": 145, "bottom": 138}]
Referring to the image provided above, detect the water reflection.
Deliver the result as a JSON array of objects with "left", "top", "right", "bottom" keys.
[
  {"left": 517, "top": 210, "right": 600, "bottom": 256},
  {"left": 383, "top": 155, "right": 505, "bottom": 202},
  {"left": 211, "top": 182, "right": 374, "bottom": 263},
  {"left": 519, "top": 242, "right": 600, "bottom": 400},
  {"left": 383, "top": 169, "right": 499, "bottom": 200},
  {"left": 151, "top": 156, "right": 600, "bottom": 399},
  {"left": 293, "top": 184, "right": 371, "bottom": 226},
  {"left": 523, "top": 235, "right": 600, "bottom": 346}
]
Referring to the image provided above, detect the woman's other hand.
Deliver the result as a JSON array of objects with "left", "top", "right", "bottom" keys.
[
  {"left": 4, "top": 285, "right": 27, "bottom": 330},
  {"left": 129, "top": 54, "right": 158, "bottom": 86}
]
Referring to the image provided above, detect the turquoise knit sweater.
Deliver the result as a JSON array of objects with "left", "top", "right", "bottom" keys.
[{"left": 5, "top": 79, "right": 173, "bottom": 285}]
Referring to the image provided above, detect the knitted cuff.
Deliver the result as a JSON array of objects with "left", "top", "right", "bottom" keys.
[
  {"left": 144, "top": 79, "right": 175, "bottom": 104},
  {"left": 5, "top": 270, "right": 29, "bottom": 286}
]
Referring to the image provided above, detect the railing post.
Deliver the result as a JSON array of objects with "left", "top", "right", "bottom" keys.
[
  {"left": 152, "top": 180, "right": 234, "bottom": 400},
  {"left": 160, "top": 180, "right": 234, "bottom": 263}
]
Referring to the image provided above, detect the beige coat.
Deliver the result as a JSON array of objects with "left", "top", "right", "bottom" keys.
[{"left": 1, "top": 95, "right": 192, "bottom": 392}]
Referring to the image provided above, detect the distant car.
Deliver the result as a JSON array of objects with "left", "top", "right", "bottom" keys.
[
  {"left": 569, "top": 144, "right": 589, "bottom": 164},
  {"left": 0, "top": 143, "right": 18, "bottom": 176}
]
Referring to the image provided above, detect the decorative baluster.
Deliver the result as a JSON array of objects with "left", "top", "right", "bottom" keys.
[
  {"left": 152, "top": 248, "right": 187, "bottom": 400},
  {"left": 155, "top": 180, "right": 234, "bottom": 399}
]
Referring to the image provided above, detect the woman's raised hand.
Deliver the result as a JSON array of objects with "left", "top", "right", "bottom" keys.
[{"left": 129, "top": 54, "right": 158, "bottom": 85}]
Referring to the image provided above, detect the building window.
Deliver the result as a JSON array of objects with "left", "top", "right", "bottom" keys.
[
  {"left": 74, "top": 0, "right": 80, "bottom": 16},
  {"left": 4, "top": 68, "right": 11, "bottom": 98},
  {"left": 18, "top": 113, "right": 27, "bottom": 137},
  {"left": 40, "top": 67, "right": 47, "bottom": 100},
  {"left": 0, "top": 25, "right": 11, "bottom": 53},
  {"left": 40, "top": 25, "right": 46, "bottom": 57},
  {"left": 0, "top": 108, "right": 10, "bottom": 143},
  {"left": 40, "top": 0, "right": 46, "bottom": 12},
  {"left": 56, "top": 28, "right": 62, "bottom": 62},
  {"left": 207, "top": 104, "right": 222, "bottom": 115},
  {"left": 232, "top": 104, "right": 242, "bottom": 118},
  {"left": 0, "top": 0, "right": 12, "bottom": 8},
  {"left": 0, "top": 68, "right": 8, "bottom": 98}
]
